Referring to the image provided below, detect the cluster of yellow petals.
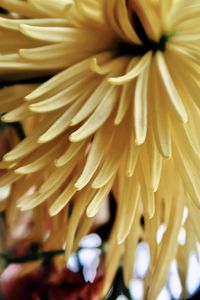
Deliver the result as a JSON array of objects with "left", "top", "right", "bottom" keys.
[{"left": 0, "top": 0, "right": 200, "bottom": 298}]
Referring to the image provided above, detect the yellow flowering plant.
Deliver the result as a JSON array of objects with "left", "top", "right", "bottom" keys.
[{"left": 0, "top": 0, "right": 200, "bottom": 299}]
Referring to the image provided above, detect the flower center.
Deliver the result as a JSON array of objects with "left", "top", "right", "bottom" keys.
[{"left": 113, "top": 12, "right": 171, "bottom": 57}]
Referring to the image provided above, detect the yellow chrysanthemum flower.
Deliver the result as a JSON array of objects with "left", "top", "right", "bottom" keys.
[{"left": 0, "top": 0, "right": 200, "bottom": 298}]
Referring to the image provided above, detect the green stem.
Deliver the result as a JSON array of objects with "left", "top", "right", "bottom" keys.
[
  {"left": 0, "top": 243, "right": 105, "bottom": 266},
  {"left": 0, "top": 249, "right": 65, "bottom": 265}
]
